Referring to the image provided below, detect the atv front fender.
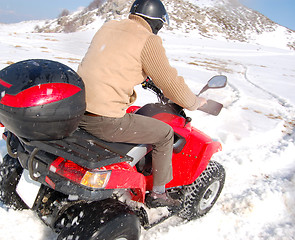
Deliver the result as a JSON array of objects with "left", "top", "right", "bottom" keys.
[
  {"left": 191, "top": 140, "right": 222, "bottom": 182},
  {"left": 164, "top": 127, "right": 222, "bottom": 189}
]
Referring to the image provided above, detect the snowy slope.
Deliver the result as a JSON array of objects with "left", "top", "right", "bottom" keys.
[
  {"left": 33, "top": 0, "right": 295, "bottom": 50},
  {"left": 0, "top": 19, "right": 295, "bottom": 240}
]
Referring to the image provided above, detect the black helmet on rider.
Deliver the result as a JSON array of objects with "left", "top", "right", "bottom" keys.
[{"left": 130, "top": 0, "right": 169, "bottom": 35}]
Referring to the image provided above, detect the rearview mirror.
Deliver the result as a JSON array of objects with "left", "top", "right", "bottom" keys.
[
  {"left": 197, "top": 75, "right": 227, "bottom": 96},
  {"left": 208, "top": 75, "right": 227, "bottom": 88}
]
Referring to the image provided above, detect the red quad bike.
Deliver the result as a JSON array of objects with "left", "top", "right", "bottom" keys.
[{"left": 0, "top": 59, "right": 226, "bottom": 240}]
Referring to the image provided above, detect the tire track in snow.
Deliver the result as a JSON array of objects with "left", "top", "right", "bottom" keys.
[
  {"left": 242, "top": 65, "right": 293, "bottom": 109},
  {"left": 225, "top": 82, "right": 241, "bottom": 107},
  {"left": 212, "top": 63, "right": 295, "bottom": 237},
  {"left": 241, "top": 64, "right": 295, "bottom": 140}
]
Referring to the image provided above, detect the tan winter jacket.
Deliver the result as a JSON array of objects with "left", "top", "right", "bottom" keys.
[{"left": 78, "top": 14, "right": 200, "bottom": 118}]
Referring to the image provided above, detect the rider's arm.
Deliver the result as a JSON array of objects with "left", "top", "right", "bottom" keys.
[{"left": 141, "top": 35, "right": 205, "bottom": 111}]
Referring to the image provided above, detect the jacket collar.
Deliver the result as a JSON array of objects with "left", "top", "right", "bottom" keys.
[{"left": 129, "top": 14, "right": 153, "bottom": 33}]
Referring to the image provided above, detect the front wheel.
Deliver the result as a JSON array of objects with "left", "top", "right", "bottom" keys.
[
  {"left": 56, "top": 199, "right": 141, "bottom": 240},
  {"left": 179, "top": 160, "right": 225, "bottom": 220}
]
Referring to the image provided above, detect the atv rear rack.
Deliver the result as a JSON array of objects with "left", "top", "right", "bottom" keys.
[{"left": 21, "top": 128, "right": 133, "bottom": 169}]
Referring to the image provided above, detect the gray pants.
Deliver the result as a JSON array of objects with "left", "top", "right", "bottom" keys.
[{"left": 79, "top": 113, "right": 174, "bottom": 186}]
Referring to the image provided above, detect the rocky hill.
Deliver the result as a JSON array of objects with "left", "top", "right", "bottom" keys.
[{"left": 34, "top": 0, "right": 295, "bottom": 50}]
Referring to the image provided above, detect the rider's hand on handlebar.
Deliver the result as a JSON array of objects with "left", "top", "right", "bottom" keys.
[{"left": 197, "top": 97, "right": 207, "bottom": 109}]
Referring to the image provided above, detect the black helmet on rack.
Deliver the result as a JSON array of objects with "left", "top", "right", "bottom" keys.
[{"left": 130, "top": 0, "right": 169, "bottom": 35}]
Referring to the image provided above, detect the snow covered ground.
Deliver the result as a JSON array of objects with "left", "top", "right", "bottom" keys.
[{"left": 0, "top": 20, "right": 294, "bottom": 240}]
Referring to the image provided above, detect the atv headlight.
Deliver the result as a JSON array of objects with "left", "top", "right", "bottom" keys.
[{"left": 81, "top": 171, "right": 111, "bottom": 189}]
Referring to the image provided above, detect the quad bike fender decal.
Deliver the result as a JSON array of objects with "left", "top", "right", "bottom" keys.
[
  {"left": 0, "top": 83, "right": 81, "bottom": 108},
  {"left": 0, "top": 78, "right": 12, "bottom": 88}
]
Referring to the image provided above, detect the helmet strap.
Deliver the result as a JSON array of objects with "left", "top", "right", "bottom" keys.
[{"left": 142, "top": 16, "right": 164, "bottom": 35}]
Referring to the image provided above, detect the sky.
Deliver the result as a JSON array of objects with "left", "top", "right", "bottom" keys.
[
  {"left": 0, "top": 0, "right": 93, "bottom": 24},
  {"left": 240, "top": 0, "right": 295, "bottom": 30},
  {"left": 0, "top": 0, "right": 294, "bottom": 30}
]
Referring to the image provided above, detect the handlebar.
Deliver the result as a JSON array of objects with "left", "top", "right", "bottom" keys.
[
  {"left": 141, "top": 77, "right": 169, "bottom": 104},
  {"left": 141, "top": 76, "right": 224, "bottom": 116}
]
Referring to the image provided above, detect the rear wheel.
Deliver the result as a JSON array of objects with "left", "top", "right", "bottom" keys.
[
  {"left": 179, "top": 161, "right": 225, "bottom": 220},
  {"left": 0, "top": 154, "right": 28, "bottom": 210},
  {"left": 56, "top": 199, "right": 141, "bottom": 240}
]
